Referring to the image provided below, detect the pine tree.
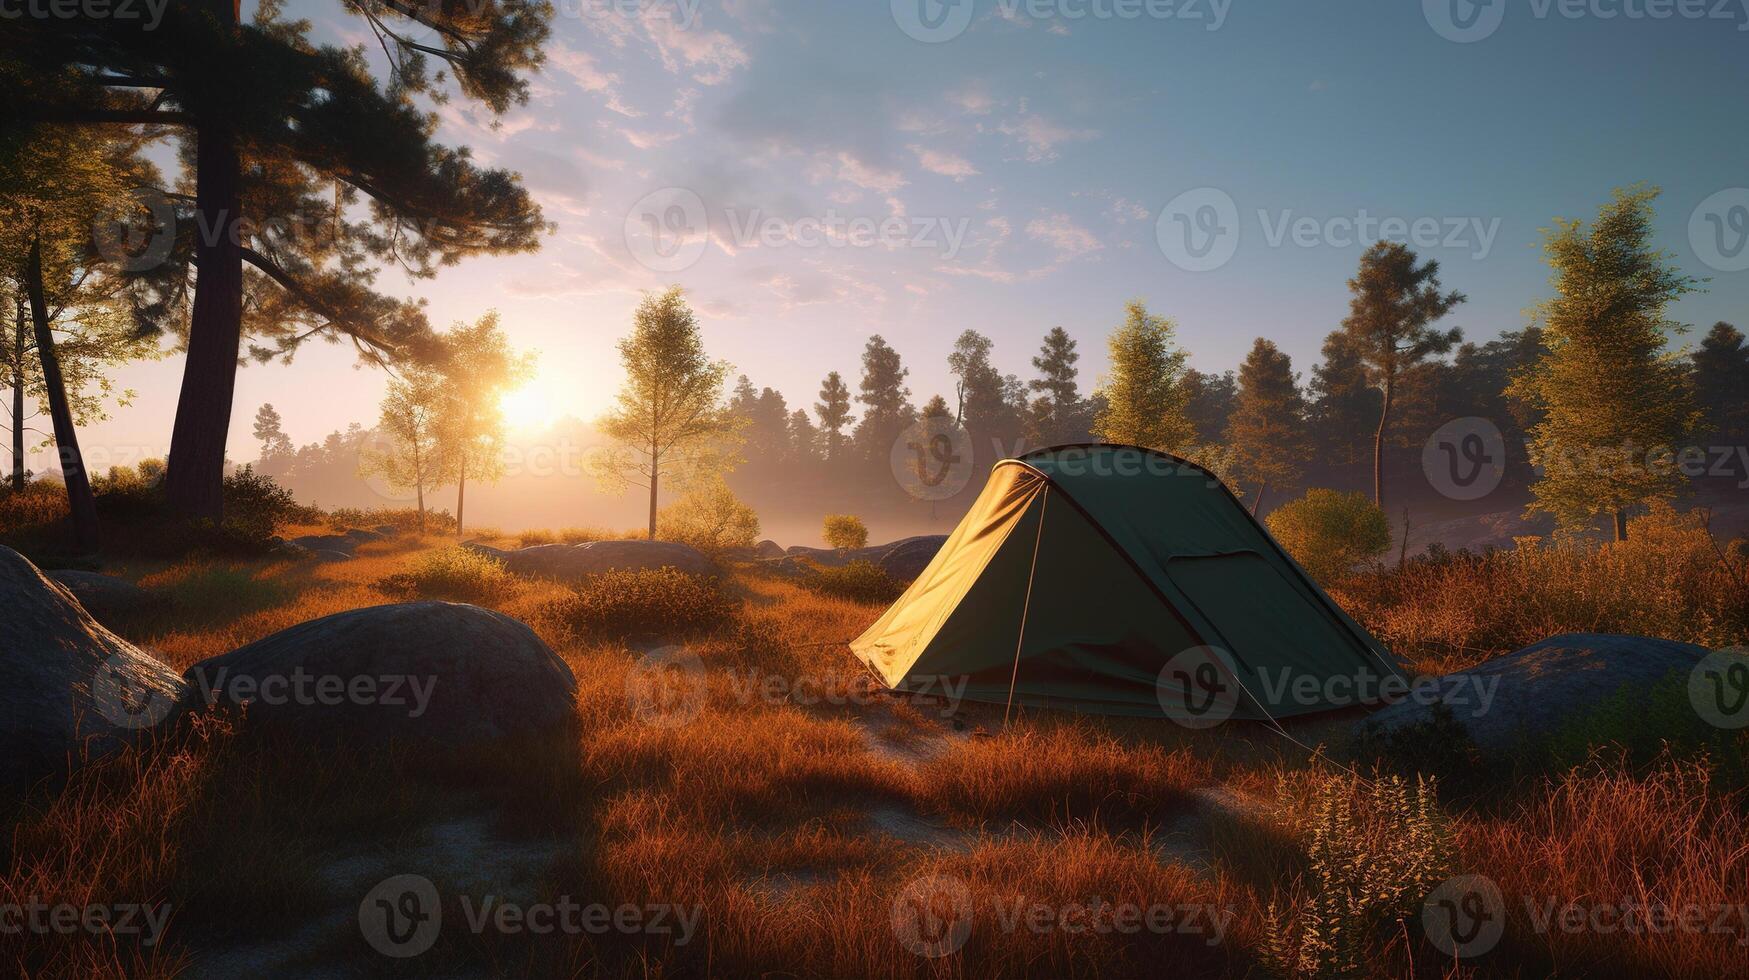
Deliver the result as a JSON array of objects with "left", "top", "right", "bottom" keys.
[
  {"left": 788, "top": 409, "right": 820, "bottom": 465},
  {"left": 1028, "top": 326, "right": 1086, "bottom": 444},
  {"left": 852, "top": 335, "right": 914, "bottom": 463},
  {"left": 814, "top": 371, "right": 855, "bottom": 463},
  {"left": 1693, "top": 322, "right": 1749, "bottom": 443},
  {"left": 1340, "top": 242, "right": 1465, "bottom": 514},
  {"left": 252, "top": 403, "right": 292, "bottom": 462},
  {"left": 1092, "top": 300, "right": 1193, "bottom": 452},
  {"left": 12, "top": 0, "right": 551, "bottom": 519},
  {"left": 1510, "top": 187, "right": 1701, "bottom": 540},
  {"left": 595, "top": 287, "right": 740, "bottom": 539},
  {"left": 1183, "top": 368, "right": 1238, "bottom": 446},
  {"left": 1307, "top": 330, "right": 1381, "bottom": 469},
  {"left": 1227, "top": 339, "right": 1309, "bottom": 513}
]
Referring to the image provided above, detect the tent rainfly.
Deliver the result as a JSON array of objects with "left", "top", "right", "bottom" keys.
[{"left": 851, "top": 444, "right": 1405, "bottom": 723}]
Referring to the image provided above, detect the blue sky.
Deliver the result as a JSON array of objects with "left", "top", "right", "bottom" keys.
[{"left": 68, "top": 0, "right": 1749, "bottom": 468}]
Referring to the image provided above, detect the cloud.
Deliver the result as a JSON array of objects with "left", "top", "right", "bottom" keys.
[
  {"left": 908, "top": 144, "right": 980, "bottom": 179},
  {"left": 997, "top": 113, "right": 1099, "bottom": 163},
  {"left": 833, "top": 152, "right": 907, "bottom": 195},
  {"left": 545, "top": 43, "right": 642, "bottom": 117},
  {"left": 643, "top": 12, "right": 750, "bottom": 85},
  {"left": 1027, "top": 212, "right": 1103, "bottom": 258}
]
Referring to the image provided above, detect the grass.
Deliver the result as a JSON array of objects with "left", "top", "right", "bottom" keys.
[{"left": 3, "top": 501, "right": 1746, "bottom": 978}]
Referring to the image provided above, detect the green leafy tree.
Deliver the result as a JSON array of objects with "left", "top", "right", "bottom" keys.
[
  {"left": 1692, "top": 322, "right": 1749, "bottom": 443},
  {"left": 1183, "top": 367, "right": 1237, "bottom": 447},
  {"left": 595, "top": 287, "right": 740, "bottom": 540},
  {"left": 814, "top": 370, "right": 855, "bottom": 463},
  {"left": 1340, "top": 242, "right": 1465, "bottom": 513},
  {"left": 1227, "top": 339, "right": 1309, "bottom": 513},
  {"left": 1509, "top": 187, "right": 1701, "bottom": 540},
  {"left": 1265, "top": 489, "right": 1390, "bottom": 583},
  {"left": 823, "top": 513, "right": 869, "bottom": 551},
  {"left": 11, "top": 0, "right": 552, "bottom": 519},
  {"left": 1092, "top": 300, "right": 1193, "bottom": 452},
  {"left": 358, "top": 368, "right": 451, "bottom": 528},
  {"left": 852, "top": 335, "right": 915, "bottom": 464},
  {"left": 435, "top": 313, "right": 531, "bottom": 535}
]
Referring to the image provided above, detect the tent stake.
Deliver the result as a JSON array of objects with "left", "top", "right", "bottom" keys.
[{"left": 1003, "top": 485, "right": 1050, "bottom": 729}]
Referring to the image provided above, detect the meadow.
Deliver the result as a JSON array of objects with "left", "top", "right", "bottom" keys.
[{"left": 3, "top": 490, "right": 1746, "bottom": 979}]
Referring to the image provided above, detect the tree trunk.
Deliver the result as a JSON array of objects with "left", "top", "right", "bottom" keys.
[
  {"left": 25, "top": 242, "right": 99, "bottom": 552},
  {"left": 1250, "top": 481, "right": 1267, "bottom": 516},
  {"left": 415, "top": 482, "right": 425, "bottom": 530},
  {"left": 455, "top": 455, "right": 467, "bottom": 537},
  {"left": 647, "top": 436, "right": 659, "bottom": 540},
  {"left": 10, "top": 299, "right": 24, "bottom": 491},
  {"left": 164, "top": 0, "right": 243, "bottom": 521},
  {"left": 1614, "top": 509, "right": 1628, "bottom": 542},
  {"left": 1373, "top": 377, "right": 1394, "bottom": 513}
]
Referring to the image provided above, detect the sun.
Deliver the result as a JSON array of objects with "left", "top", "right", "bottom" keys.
[{"left": 499, "top": 383, "right": 554, "bottom": 431}]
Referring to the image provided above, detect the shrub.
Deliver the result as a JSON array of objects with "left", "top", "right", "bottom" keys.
[
  {"left": 658, "top": 479, "right": 760, "bottom": 557},
  {"left": 822, "top": 513, "right": 868, "bottom": 551},
  {"left": 1266, "top": 488, "right": 1390, "bottom": 583},
  {"left": 557, "top": 566, "right": 737, "bottom": 638},
  {"left": 327, "top": 507, "right": 457, "bottom": 534},
  {"left": 806, "top": 560, "right": 903, "bottom": 604},
  {"left": 0, "top": 479, "right": 69, "bottom": 536},
  {"left": 222, "top": 466, "right": 318, "bottom": 545},
  {"left": 378, "top": 546, "right": 514, "bottom": 602}
]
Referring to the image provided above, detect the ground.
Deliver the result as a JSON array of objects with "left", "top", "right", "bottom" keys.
[{"left": 3, "top": 521, "right": 1747, "bottom": 979}]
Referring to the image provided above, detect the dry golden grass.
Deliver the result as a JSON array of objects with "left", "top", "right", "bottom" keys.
[{"left": 4, "top": 514, "right": 1747, "bottom": 979}]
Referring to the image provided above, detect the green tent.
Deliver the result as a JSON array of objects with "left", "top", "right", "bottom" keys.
[{"left": 851, "top": 444, "right": 1404, "bottom": 723}]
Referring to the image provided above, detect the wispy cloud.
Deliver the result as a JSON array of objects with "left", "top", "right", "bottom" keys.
[{"left": 908, "top": 144, "right": 981, "bottom": 179}]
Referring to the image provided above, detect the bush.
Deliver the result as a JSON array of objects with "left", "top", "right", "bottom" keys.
[
  {"left": 1266, "top": 488, "right": 1390, "bottom": 583},
  {"left": 222, "top": 466, "right": 319, "bottom": 545},
  {"left": 806, "top": 560, "right": 903, "bottom": 604},
  {"left": 657, "top": 479, "right": 760, "bottom": 557},
  {"left": 822, "top": 514, "right": 868, "bottom": 551},
  {"left": 556, "top": 566, "right": 737, "bottom": 638},
  {"left": 378, "top": 546, "right": 514, "bottom": 602},
  {"left": 327, "top": 506, "right": 457, "bottom": 534},
  {"left": 0, "top": 479, "right": 69, "bottom": 536}
]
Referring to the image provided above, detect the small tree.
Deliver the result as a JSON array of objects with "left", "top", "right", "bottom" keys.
[
  {"left": 1093, "top": 300, "right": 1194, "bottom": 452},
  {"left": 595, "top": 287, "right": 741, "bottom": 539},
  {"left": 359, "top": 368, "right": 451, "bottom": 528},
  {"left": 1340, "top": 242, "right": 1465, "bottom": 513},
  {"left": 1227, "top": 338, "right": 1309, "bottom": 513},
  {"left": 1509, "top": 187, "right": 1701, "bottom": 541},
  {"left": 1265, "top": 489, "right": 1390, "bottom": 584},
  {"left": 253, "top": 403, "right": 292, "bottom": 463},
  {"left": 823, "top": 514, "right": 869, "bottom": 551},
  {"left": 1029, "top": 326, "right": 1086, "bottom": 445},
  {"left": 435, "top": 313, "right": 531, "bottom": 536},
  {"left": 1693, "top": 322, "right": 1749, "bottom": 443},
  {"left": 657, "top": 478, "right": 760, "bottom": 557},
  {"left": 814, "top": 370, "right": 855, "bottom": 463}
]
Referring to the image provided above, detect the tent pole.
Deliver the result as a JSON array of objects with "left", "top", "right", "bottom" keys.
[{"left": 1003, "top": 485, "right": 1051, "bottom": 728}]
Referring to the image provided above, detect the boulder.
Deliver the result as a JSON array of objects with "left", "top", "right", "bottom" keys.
[
  {"left": 1358, "top": 633, "right": 1713, "bottom": 752},
  {"left": 461, "top": 540, "right": 510, "bottom": 560},
  {"left": 46, "top": 569, "right": 153, "bottom": 624},
  {"left": 754, "top": 539, "right": 785, "bottom": 560},
  {"left": 184, "top": 601, "right": 576, "bottom": 746},
  {"left": 343, "top": 527, "right": 386, "bottom": 543},
  {"left": 496, "top": 540, "right": 715, "bottom": 581},
  {"left": 288, "top": 534, "right": 357, "bottom": 557},
  {"left": 0, "top": 547, "right": 187, "bottom": 786},
  {"left": 875, "top": 535, "right": 947, "bottom": 581},
  {"left": 372, "top": 524, "right": 401, "bottom": 537}
]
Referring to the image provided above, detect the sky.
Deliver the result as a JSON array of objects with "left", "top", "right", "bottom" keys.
[{"left": 46, "top": 0, "right": 1749, "bottom": 474}]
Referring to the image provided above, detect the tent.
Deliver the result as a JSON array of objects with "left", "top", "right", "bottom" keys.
[{"left": 850, "top": 444, "right": 1405, "bottom": 723}]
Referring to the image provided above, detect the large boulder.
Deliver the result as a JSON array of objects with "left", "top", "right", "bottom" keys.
[
  {"left": 288, "top": 534, "right": 358, "bottom": 557},
  {"left": 876, "top": 536, "right": 947, "bottom": 581},
  {"left": 494, "top": 540, "right": 715, "bottom": 581},
  {"left": 754, "top": 539, "right": 785, "bottom": 560},
  {"left": 0, "top": 547, "right": 187, "bottom": 786},
  {"left": 47, "top": 569, "right": 153, "bottom": 625},
  {"left": 184, "top": 602, "right": 576, "bottom": 746},
  {"left": 1358, "top": 633, "right": 1713, "bottom": 752}
]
